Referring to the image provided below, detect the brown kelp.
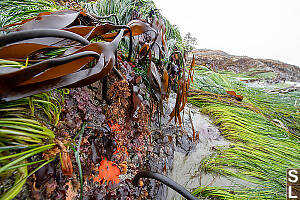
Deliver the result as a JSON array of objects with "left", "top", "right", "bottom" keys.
[
  {"left": 0, "top": 0, "right": 185, "bottom": 199},
  {"left": 0, "top": 8, "right": 174, "bottom": 101}
]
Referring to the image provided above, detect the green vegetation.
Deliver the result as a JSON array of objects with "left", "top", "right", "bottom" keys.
[
  {"left": 83, "top": 0, "right": 184, "bottom": 55},
  {"left": 0, "top": 87, "right": 59, "bottom": 199},
  {"left": 0, "top": 60, "right": 66, "bottom": 200},
  {"left": 1, "top": 0, "right": 298, "bottom": 199},
  {"left": 189, "top": 65, "right": 300, "bottom": 199},
  {"left": 183, "top": 32, "right": 198, "bottom": 52},
  {"left": 0, "top": 0, "right": 57, "bottom": 27}
]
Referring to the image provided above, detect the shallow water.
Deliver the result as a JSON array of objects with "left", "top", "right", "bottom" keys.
[
  {"left": 165, "top": 102, "right": 234, "bottom": 200},
  {"left": 150, "top": 93, "right": 258, "bottom": 199}
]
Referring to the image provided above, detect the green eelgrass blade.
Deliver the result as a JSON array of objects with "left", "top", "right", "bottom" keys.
[
  {"left": 0, "top": 143, "right": 54, "bottom": 161},
  {"left": 0, "top": 144, "right": 39, "bottom": 152},
  {"left": 0, "top": 158, "right": 55, "bottom": 200},
  {"left": 71, "top": 122, "right": 87, "bottom": 200},
  {"left": 0, "top": 144, "right": 55, "bottom": 173},
  {"left": 6, "top": 159, "right": 45, "bottom": 171},
  {"left": 0, "top": 119, "right": 54, "bottom": 138},
  {"left": 0, "top": 124, "right": 51, "bottom": 136},
  {"left": 0, "top": 134, "right": 42, "bottom": 143},
  {"left": 0, "top": 128, "right": 48, "bottom": 139},
  {"left": 0, "top": 165, "right": 27, "bottom": 200}
]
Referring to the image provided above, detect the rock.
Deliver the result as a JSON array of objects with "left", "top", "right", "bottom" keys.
[{"left": 188, "top": 49, "right": 300, "bottom": 82}]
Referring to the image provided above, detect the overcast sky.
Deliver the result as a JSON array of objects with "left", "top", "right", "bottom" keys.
[{"left": 152, "top": 0, "right": 300, "bottom": 67}]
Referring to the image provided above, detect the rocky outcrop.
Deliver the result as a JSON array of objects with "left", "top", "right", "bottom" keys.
[{"left": 189, "top": 49, "right": 300, "bottom": 82}]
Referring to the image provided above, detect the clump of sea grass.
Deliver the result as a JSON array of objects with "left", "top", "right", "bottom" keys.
[{"left": 189, "top": 65, "right": 300, "bottom": 199}]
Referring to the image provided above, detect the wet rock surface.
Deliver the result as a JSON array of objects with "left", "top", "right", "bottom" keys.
[
  {"left": 165, "top": 105, "right": 230, "bottom": 200},
  {"left": 21, "top": 72, "right": 200, "bottom": 200},
  {"left": 158, "top": 94, "right": 232, "bottom": 200},
  {"left": 143, "top": 93, "right": 229, "bottom": 200}
]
